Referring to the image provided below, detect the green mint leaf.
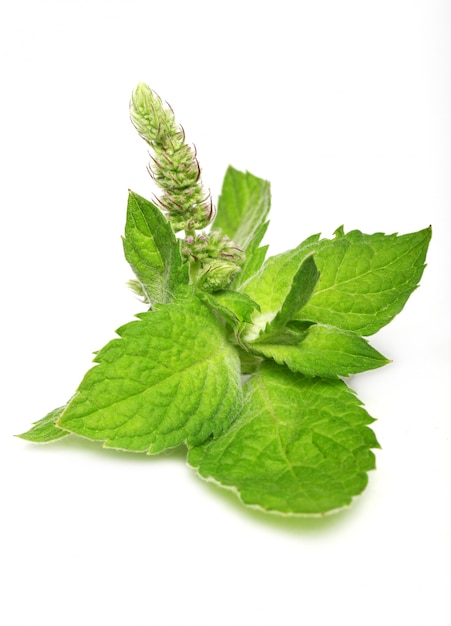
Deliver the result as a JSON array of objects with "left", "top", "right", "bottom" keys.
[
  {"left": 123, "top": 191, "right": 189, "bottom": 304},
  {"left": 200, "top": 289, "right": 260, "bottom": 331},
  {"left": 189, "top": 361, "right": 378, "bottom": 515},
  {"left": 252, "top": 323, "right": 390, "bottom": 378},
  {"left": 213, "top": 166, "right": 271, "bottom": 250},
  {"left": 56, "top": 296, "right": 243, "bottom": 454},
  {"left": 294, "top": 227, "right": 432, "bottom": 335},
  {"left": 241, "top": 227, "right": 431, "bottom": 337},
  {"left": 17, "top": 406, "right": 69, "bottom": 443}
]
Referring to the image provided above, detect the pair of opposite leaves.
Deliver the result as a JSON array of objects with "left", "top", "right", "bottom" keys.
[{"left": 21, "top": 166, "right": 431, "bottom": 515}]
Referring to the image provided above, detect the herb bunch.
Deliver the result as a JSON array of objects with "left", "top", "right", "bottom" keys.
[{"left": 19, "top": 83, "right": 431, "bottom": 516}]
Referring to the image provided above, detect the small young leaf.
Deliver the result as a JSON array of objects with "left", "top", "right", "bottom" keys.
[
  {"left": 18, "top": 407, "right": 69, "bottom": 443},
  {"left": 262, "top": 254, "right": 319, "bottom": 335},
  {"left": 213, "top": 166, "right": 271, "bottom": 250},
  {"left": 239, "top": 246, "right": 318, "bottom": 341},
  {"left": 189, "top": 361, "right": 378, "bottom": 515},
  {"left": 251, "top": 323, "right": 390, "bottom": 378},
  {"left": 294, "top": 227, "right": 432, "bottom": 335},
  {"left": 56, "top": 296, "right": 243, "bottom": 454},
  {"left": 239, "top": 242, "right": 314, "bottom": 315},
  {"left": 123, "top": 191, "right": 188, "bottom": 304},
  {"left": 200, "top": 290, "right": 260, "bottom": 331},
  {"left": 232, "top": 220, "right": 269, "bottom": 288}
]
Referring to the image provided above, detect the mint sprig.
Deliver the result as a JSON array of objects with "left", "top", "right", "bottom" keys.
[{"left": 18, "top": 83, "right": 431, "bottom": 517}]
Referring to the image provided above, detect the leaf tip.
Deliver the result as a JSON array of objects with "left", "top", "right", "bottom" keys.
[{"left": 15, "top": 431, "right": 30, "bottom": 441}]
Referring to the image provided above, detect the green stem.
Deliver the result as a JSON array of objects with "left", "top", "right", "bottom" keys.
[{"left": 188, "top": 259, "right": 202, "bottom": 285}]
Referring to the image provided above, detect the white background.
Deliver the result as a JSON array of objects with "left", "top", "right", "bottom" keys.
[{"left": 1, "top": 1, "right": 450, "bottom": 624}]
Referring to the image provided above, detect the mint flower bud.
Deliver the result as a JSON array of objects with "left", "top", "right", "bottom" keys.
[
  {"left": 196, "top": 259, "right": 242, "bottom": 292},
  {"left": 182, "top": 229, "right": 245, "bottom": 291},
  {"left": 130, "top": 82, "right": 177, "bottom": 149},
  {"left": 130, "top": 83, "right": 213, "bottom": 232},
  {"left": 181, "top": 230, "right": 244, "bottom": 262}
]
